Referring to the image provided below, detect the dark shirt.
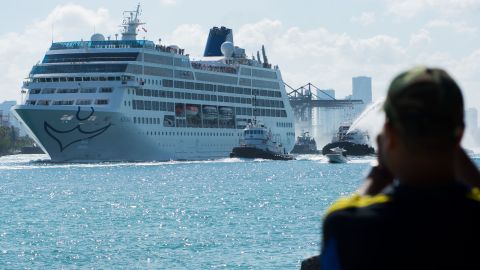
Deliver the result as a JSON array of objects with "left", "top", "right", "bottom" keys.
[{"left": 320, "top": 182, "right": 480, "bottom": 270}]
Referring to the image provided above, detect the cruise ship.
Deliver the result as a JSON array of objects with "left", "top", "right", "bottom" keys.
[{"left": 12, "top": 5, "right": 295, "bottom": 161}]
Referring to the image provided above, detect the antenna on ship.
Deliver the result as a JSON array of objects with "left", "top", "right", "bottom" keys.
[
  {"left": 120, "top": 3, "right": 145, "bottom": 40},
  {"left": 261, "top": 45, "right": 271, "bottom": 68},
  {"left": 261, "top": 45, "right": 269, "bottom": 65},
  {"left": 257, "top": 51, "right": 262, "bottom": 64}
]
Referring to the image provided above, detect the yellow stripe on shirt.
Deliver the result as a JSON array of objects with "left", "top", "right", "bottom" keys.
[{"left": 325, "top": 194, "right": 391, "bottom": 217}]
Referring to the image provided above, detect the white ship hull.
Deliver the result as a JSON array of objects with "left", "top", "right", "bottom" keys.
[{"left": 13, "top": 105, "right": 292, "bottom": 162}]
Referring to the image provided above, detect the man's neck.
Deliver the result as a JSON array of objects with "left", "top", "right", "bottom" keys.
[{"left": 395, "top": 154, "right": 456, "bottom": 187}]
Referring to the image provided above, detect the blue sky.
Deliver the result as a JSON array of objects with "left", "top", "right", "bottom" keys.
[{"left": 1, "top": 0, "right": 479, "bottom": 113}]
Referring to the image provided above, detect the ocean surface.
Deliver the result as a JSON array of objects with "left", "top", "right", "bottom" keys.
[{"left": 0, "top": 154, "right": 478, "bottom": 269}]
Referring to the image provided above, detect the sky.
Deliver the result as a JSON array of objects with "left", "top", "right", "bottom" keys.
[{"left": 1, "top": 0, "right": 479, "bottom": 113}]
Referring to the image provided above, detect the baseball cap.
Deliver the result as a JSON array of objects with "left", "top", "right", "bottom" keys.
[{"left": 383, "top": 66, "right": 464, "bottom": 139}]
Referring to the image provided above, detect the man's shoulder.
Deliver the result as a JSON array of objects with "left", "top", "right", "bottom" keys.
[
  {"left": 467, "top": 187, "right": 480, "bottom": 202},
  {"left": 325, "top": 185, "right": 480, "bottom": 220},
  {"left": 325, "top": 193, "right": 392, "bottom": 218}
]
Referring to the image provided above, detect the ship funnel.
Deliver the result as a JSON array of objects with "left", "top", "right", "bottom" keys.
[{"left": 204, "top": 26, "right": 233, "bottom": 57}]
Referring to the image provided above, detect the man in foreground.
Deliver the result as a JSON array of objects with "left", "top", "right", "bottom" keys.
[{"left": 301, "top": 66, "right": 480, "bottom": 270}]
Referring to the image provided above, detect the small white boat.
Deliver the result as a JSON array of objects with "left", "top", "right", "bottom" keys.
[{"left": 325, "top": 147, "right": 348, "bottom": 163}]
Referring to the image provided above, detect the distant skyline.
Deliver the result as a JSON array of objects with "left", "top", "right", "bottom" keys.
[{"left": 1, "top": 0, "right": 479, "bottom": 110}]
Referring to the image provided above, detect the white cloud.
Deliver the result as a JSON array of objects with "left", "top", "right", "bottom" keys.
[
  {"left": 233, "top": 20, "right": 406, "bottom": 99},
  {"left": 409, "top": 28, "right": 432, "bottom": 46},
  {"left": 427, "top": 19, "right": 477, "bottom": 34},
  {"left": 350, "top": 12, "right": 376, "bottom": 26},
  {"left": 1, "top": 4, "right": 479, "bottom": 111},
  {"left": 0, "top": 4, "right": 116, "bottom": 103},
  {"left": 386, "top": 0, "right": 427, "bottom": 18},
  {"left": 165, "top": 24, "right": 207, "bottom": 56},
  {"left": 386, "top": 0, "right": 480, "bottom": 18},
  {"left": 159, "top": 0, "right": 177, "bottom": 6}
]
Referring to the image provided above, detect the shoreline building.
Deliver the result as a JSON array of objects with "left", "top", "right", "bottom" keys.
[
  {"left": 0, "top": 101, "right": 26, "bottom": 136},
  {"left": 466, "top": 108, "right": 478, "bottom": 132},
  {"left": 352, "top": 76, "right": 372, "bottom": 105}
]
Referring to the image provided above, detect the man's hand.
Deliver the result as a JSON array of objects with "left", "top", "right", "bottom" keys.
[
  {"left": 357, "top": 134, "right": 395, "bottom": 196},
  {"left": 454, "top": 147, "right": 480, "bottom": 188}
]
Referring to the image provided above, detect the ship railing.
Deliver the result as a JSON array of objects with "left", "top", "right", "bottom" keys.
[
  {"left": 50, "top": 40, "right": 155, "bottom": 50},
  {"left": 191, "top": 62, "right": 237, "bottom": 74},
  {"left": 154, "top": 45, "right": 186, "bottom": 55}
]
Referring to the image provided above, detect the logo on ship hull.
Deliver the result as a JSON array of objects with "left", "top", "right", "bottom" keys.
[{"left": 44, "top": 106, "right": 111, "bottom": 152}]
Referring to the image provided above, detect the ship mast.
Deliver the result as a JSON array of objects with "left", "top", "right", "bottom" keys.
[{"left": 121, "top": 4, "right": 145, "bottom": 40}]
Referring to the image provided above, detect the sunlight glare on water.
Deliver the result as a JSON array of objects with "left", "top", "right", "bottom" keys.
[{"left": 0, "top": 154, "right": 477, "bottom": 269}]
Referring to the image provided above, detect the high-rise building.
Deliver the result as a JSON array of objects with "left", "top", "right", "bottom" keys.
[
  {"left": 0, "top": 101, "right": 26, "bottom": 136},
  {"left": 352, "top": 76, "right": 372, "bottom": 104},
  {"left": 466, "top": 108, "right": 478, "bottom": 131}
]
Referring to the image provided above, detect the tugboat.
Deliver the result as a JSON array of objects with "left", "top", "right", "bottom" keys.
[
  {"left": 325, "top": 147, "right": 348, "bottom": 163},
  {"left": 230, "top": 121, "right": 295, "bottom": 160},
  {"left": 322, "top": 124, "right": 375, "bottom": 156},
  {"left": 291, "top": 131, "right": 320, "bottom": 154}
]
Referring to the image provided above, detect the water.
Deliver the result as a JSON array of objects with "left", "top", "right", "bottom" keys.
[{"left": 1, "top": 154, "right": 477, "bottom": 269}]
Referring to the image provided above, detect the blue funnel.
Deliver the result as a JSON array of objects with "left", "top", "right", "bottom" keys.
[{"left": 203, "top": 26, "right": 233, "bottom": 57}]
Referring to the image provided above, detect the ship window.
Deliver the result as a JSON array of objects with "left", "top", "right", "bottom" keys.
[
  {"left": 100, "top": 87, "right": 113, "bottom": 93},
  {"left": 76, "top": 99, "right": 92, "bottom": 105},
  {"left": 166, "top": 102, "right": 174, "bottom": 112},
  {"left": 163, "top": 79, "right": 173, "bottom": 88},
  {"left": 144, "top": 101, "right": 152, "bottom": 110},
  {"left": 67, "top": 77, "right": 74, "bottom": 82},
  {"left": 30, "top": 89, "right": 41, "bottom": 94},
  {"left": 83, "top": 77, "right": 91, "bottom": 81},
  {"left": 42, "top": 52, "right": 140, "bottom": 63},
  {"left": 153, "top": 101, "right": 159, "bottom": 111},
  {"left": 174, "top": 80, "right": 185, "bottom": 89},
  {"left": 185, "top": 82, "right": 194, "bottom": 89},
  {"left": 195, "top": 83, "right": 204, "bottom": 90},
  {"left": 144, "top": 89, "right": 152, "bottom": 96},
  {"left": 204, "top": 84, "right": 214, "bottom": 91},
  {"left": 95, "top": 99, "right": 109, "bottom": 105},
  {"left": 26, "top": 100, "right": 36, "bottom": 105},
  {"left": 152, "top": 90, "right": 159, "bottom": 97},
  {"left": 52, "top": 100, "right": 74, "bottom": 105},
  {"left": 57, "top": 88, "right": 79, "bottom": 94},
  {"left": 80, "top": 88, "right": 96, "bottom": 93},
  {"left": 136, "top": 88, "right": 143, "bottom": 96},
  {"left": 37, "top": 100, "right": 50, "bottom": 105},
  {"left": 41, "top": 88, "right": 56, "bottom": 94}
]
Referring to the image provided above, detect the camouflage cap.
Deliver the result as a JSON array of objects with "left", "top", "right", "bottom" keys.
[{"left": 383, "top": 66, "right": 464, "bottom": 138}]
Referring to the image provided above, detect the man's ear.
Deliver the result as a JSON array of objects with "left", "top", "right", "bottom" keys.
[
  {"left": 383, "top": 121, "right": 397, "bottom": 150},
  {"left": 453, "top": 127, "right": 464, "bottom": 146}
]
